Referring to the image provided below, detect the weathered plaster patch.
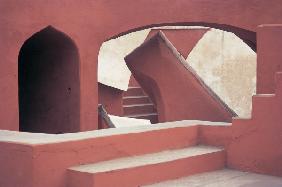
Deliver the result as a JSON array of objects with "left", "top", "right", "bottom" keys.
[{"left": 187, "top": 29, "right": 256, "bottom": 117}]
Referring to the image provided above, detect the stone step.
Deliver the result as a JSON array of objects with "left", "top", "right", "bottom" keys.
[
  {"left": 123, "top": 95, "right": 151, "bottom": 105},
  {"left": 144, "top": 169, "right": 282, "bottom": 187},
  {"left": 124, "top": 87, "right": 145, "bottom": 97},
  {"left": 123, "top": 103, "right": 156, "bottom": 115},
  {"left": 67, "top": 146, "right": 225, "bottom": 187}
]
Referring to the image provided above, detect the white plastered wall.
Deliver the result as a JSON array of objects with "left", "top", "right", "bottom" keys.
[
  {"left": 98, "top": 29, "right": 150, "bottom": 90},
  {"left": 186, "top": 29, "right": 256, "bottom": 117}
]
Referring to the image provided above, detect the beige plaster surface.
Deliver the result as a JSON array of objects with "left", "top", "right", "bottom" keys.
[
  {"left": 145, "top": 169, "right": 282, "bottom": 187},
  {"left": 98, "top": 29, "right": 150, "bottom": 90},
  {"left": 109, "top": 115, "right": 151, "bottom": 128},
  {"left": 186, "top": 29, "right": 256, "bottom": 117}
]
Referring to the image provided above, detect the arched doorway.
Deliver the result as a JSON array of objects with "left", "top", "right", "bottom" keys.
[{"left": 18, "top": 26, "right": 80, "bottom": 133}]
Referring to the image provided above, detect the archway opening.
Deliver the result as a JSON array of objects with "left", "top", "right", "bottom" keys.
[
  {"left": 98, "top": 25, "right": 256, "bottom": 124},
  {"left": 108, "top": 23, "right": 256, "bottom": 52},
  {"left": 18, "top": 26, "right": 80, "bottom": 134}
]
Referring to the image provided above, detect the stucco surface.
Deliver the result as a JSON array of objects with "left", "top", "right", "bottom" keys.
[
  {"left": 98, "top": 83, "right": 123, "bottom": 116},
  {"left": 1, "top": 0, "right": 282, "bottom": 131},
  {"left": 0, "top": 120, "right": 229, "bottom": 145},
  {"left": 187, "top": 29, "right": 256, "bottom": 117},
  {"left": 145, "top": 169, "right": 282, "bottom": 187},
  {"left": 1, "top": 2, "right": 282, "bottom": 187},
  {"left": 98, "top": 29, "right": 150, "bottom": 90}
]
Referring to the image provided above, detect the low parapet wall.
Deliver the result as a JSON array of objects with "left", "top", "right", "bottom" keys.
[{"left": 0, "top": 120, "right": 223, "bottom": 187}]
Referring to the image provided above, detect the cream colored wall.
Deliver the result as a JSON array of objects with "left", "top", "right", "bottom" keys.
[
  {"left": 98, "top": 27, "right": 256, "bottom": 118},
  {"left": 98, "top": 26, "right": 195, "bottom": 90},
  {"left": 186, "top": 29, "right": 256, "bottom": 117},
  {"left": 98, "top": 29, "right": 150, "bottom": 90}
]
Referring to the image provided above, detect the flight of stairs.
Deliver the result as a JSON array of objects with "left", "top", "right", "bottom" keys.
[
  {"left": 66, "top": 121, "right": 228, "bottom": 187},
  {"left": 123, "top": 78, "right": 158, "bottom": 123},
  {"left": 63, "top": 72, "right": 282, "bottom": 187},
  {"left": 68, "top": 146, "right": 224, "bottom": 187}
]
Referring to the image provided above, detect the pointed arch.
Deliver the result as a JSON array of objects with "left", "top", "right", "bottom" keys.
[{"left": 18, "top": 26, "right": 80, "bottom": 133}]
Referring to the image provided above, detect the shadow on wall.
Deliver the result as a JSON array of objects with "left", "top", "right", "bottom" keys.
[
  {"left": 98, "top": 83, "right": 123, "bottom": 116},
  {"left": 18, "top": 26, "right": 80, "bottom": 134}
]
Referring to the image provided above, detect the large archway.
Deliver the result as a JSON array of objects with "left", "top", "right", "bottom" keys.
[
  {"left": 98, "top": 25, "right": 256, "bottom": 123},
  {"left": 18, "top": 26, "right": 80, "bottom": 134},
  {"left": 107, "top": 23, "right": 256, "bottom": 52}
]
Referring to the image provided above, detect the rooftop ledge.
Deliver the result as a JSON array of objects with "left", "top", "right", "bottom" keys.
[{"left": 0, "top": 120, "right": 231, "bottom": 145}]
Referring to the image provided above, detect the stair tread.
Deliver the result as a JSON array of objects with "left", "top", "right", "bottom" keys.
[
  {"left": 123, "top": 95, "right": 149, "bottom": 99},
  {"left": 128, "top": 86, "right": 142, "bottom": 89},
  {"left": 69, "top": 145, "right": 223, "bottom": 173},
  {"left": 143, "top": 169, "right": 282, "bottom": 187},
  {"left": 125, "top": 113, "right": 158, "bottom": 117},
  {"left": 233, "top": 117, "right": 252, "bottom": 120},
  {"left": 123, "top": 103, "right": 154, "bottom": 107},
  {"left": 254, "top": 94, "right": 275, "bottom": 97}
]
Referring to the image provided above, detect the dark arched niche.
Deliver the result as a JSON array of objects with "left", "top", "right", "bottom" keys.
[{"left": 18, "top": 26, "right": 80, "bottom": 134}]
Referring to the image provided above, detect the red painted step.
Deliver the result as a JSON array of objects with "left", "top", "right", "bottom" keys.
[
  {"left": 124, "top": 87, "right": 145, "bottom": 97},
  {"left": 123, "top": 78, "right": 158, "bottom": 123},
  {"left": 123, "top": 95, "right": 151, "bottom": 105},
  {"left": 123, "top": 103, "right": 156, "bottom": 115},
  {"left": 68, "top": 146, "right": 225, "bottom": 187}
]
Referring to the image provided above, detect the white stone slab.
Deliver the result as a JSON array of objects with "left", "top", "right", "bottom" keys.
[
  {"left": 144, "top": 169, "right": 282, "bottom": 187},
  {"left": 109, "top": 115, "right": 151, "bottom": 128},
  {"left": 98, "top": 29, "right": 150, "bottom": 90}
]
